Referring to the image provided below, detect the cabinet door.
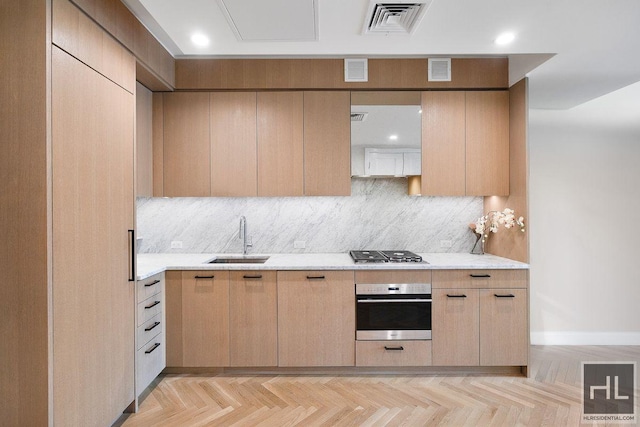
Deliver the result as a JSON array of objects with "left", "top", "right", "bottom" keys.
[
  {"left": 165, "top": 271, "right": 184, "bottom": 367},
  {"left": 229, "top": 271, "right": 277, "bottom": 367},
  {"left": 181, "top": 271, "right": 230, "bottom": 367},
  {"left": 479, "top": 289, "right": 528, "bottom": 366},
  {"left": 432, "top": 289, "right": 479, "bottom": 366},
  {"left": 210, "top": 92, "right": 258, "bottom": 196},
  {"left": 465, "top": 91, "right": 509, "bottom": 196},
  {"left": 257, "top": 92, "right": 304, "bottom": 196},
  {"left": 421, "top": 91, "right": 466, "bottom": 196},
  {"left": 163, "top": 92, "right": 211, "bottom": 196},
  {"left": 52, "top": 46, "right": 135, "bottom": 426},
  {"left": 303, "top": 91, "right": 351, "bottom": 196},
  {"left": 277, "top": 271, "right": 355, "bottom": 367}
]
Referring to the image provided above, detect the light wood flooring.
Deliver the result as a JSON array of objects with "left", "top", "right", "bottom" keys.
[{"left": 121, "top": 346, "right": 640, "bottom": 426}]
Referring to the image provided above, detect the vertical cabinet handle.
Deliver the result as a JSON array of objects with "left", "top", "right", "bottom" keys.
[{"left": 128, "top": 229, "right": 135, "bottom": 282}]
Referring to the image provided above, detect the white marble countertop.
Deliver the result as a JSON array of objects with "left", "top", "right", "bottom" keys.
[{"left": 137, "top": 252, "right": 529, "bottom": 280}]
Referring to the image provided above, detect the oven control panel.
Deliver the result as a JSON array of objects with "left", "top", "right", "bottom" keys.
[{"left": 356, "top": 283, "right": 431, "bottom": 295}]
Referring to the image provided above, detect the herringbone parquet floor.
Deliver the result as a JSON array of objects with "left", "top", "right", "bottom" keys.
[{"left": 121, "top": 346, "right": 640, "bottom": 426}]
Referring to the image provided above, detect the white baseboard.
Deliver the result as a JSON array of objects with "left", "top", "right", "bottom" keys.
[{"left": 531, "top": 332, "right": 640, "bottom": 345}]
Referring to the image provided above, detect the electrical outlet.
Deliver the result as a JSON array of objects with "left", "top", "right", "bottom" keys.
[
  {"left": 170, "top": 240, "right": 183, "bottom": 249},
  {"left": 440, "top": 240, "right": 453, "bottom": 248},
  {"left": 294, "top": 240, "right": 306, "bottom": 249}
]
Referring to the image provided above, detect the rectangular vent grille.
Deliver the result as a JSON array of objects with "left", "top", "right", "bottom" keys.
[
  {"left": 364, "top": 1, "right": 431, "bottom": 35},
  {"left": 351, "top": 112, "right": 368, "bottom": 121},
  {"left": 345, "top": 58, "right": 368, "bottom": 82},
  {"left": 428, "top": 58, "right": 452, "bottom": 82}
]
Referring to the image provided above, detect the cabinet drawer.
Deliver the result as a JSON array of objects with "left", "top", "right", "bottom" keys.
[
  {"left": 137, "top": 313, "right": 163, "bottom": 350},
  {"left": 137, "top": 292, "right": 163, "bottom": 326},
  {"left": 432, "top": 269, "right": 527, "bottom": 289},
  {"left": 356, "top": 341, "right": 432, "bottom": 367},
  {"left": 137, "top": 273, "right": 164, "bottom": 301},
  {"left": 136, "top": 333, "right": 165, "bottom": 393},
  {"left": 277, "top": 270, "right": 354, "bottom": 284}
]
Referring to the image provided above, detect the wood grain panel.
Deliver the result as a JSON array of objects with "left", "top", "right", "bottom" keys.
[
  {"left": 421, "top": 91, "right": 466, "bottom": 196},
  {"left": 210, "top": 92, "right": 258, "bottom": 196},
  {"left": 53, "top": 0, "right": 135, "bottom": 93},
  {"left": 0, "top": 1, "right": 49, "bottom": 425},
  {"left": 52, "top": 46, "right": 135, "bottom": 425},
  {"left": 136, "top": 82, "right": 153, "bottom": 196},
  {"left": 229, "top": 271, "right": 278, "bottom": 367},
  {"left": 484, "top": 78, "right": 529, "bottom": 262},
  {"left": 165, "top": 271, "right": 183, "bottom": 367},
  {"left": 303, "top": 91, "right": 351, "bottom": 196},
  {"left": 181, "top": 271, "right": 229, "bottom": 367},
  {"left": 152, "top": 93, "right": 164, "bottom": 196},
  {"left": 354, "top": 270, "right": 431, "bottom": 284},
  {"left": 465, "top": 91, "right": 510, "bottom": 196},
  {"left": 432, "top": 269, "right": 528, "bottom": 289},
  {"left": 176, "top": 58, "right": 509, "bottom": 90},
  {"left": 277, "top": 271, "right": 355, "bottom": 367},
  {"left": 162, "top": 92, "right": 211, "bottom": 197},
  {"left": 351, "top": 91, "right": 422, "bottom": 105},
  {"left": 356, "top": 341, "right": 432, "bottom": 367},
  {"left": 257, "top": 92, "right": 304, "bottom": 196},
  {"left": 432, "top": 289, "right": 480, "bottom": 366},
  {"left": 480, "top": 289, "right": 529, "bottom": 366}
]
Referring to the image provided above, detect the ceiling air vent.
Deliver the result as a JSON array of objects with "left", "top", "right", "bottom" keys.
[
  {"left": 345, "top": 58, "right": 368, "bottom": 82},
  {"left": 363, "top": 1, "right": 432, "bottom": 35},
  {"left": 428, "top": 58, "right": 452, "bottom": 82},
  {"left": 351, "top": 112, "right": 368, "bottom": 122}
]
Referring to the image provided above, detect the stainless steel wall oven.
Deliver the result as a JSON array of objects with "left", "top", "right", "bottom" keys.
[{"left": 356, "top": 282, "right": 432, "bottom": 340}]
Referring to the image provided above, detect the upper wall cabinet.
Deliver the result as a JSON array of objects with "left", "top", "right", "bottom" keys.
[
  {"left": 162, "top": 92, "right": 211, "bottom": 197},
  {"left": 304, "top": 91, "right": 351, "bottom": 196},
  {"left": 257, "top": 92, "right": 304, "bottom": 196},
  {"left": 210, "top": 92, "right": 258, "bottom": 197},
  {"left": 422, "top": 91, "right": 509, "bottom": 196}
]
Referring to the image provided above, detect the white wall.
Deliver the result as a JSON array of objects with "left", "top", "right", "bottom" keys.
[{"left": 529, "top": 82, "right": 640, "bottom": 345}]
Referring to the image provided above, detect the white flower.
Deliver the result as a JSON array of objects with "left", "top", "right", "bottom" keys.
[{"left": 472, "top": 208, "right": 525, "bottom": 243}]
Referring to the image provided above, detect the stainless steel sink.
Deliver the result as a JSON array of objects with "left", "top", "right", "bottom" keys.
[{"left": 208, "top": 256, "right": 270, "bottom": 264}]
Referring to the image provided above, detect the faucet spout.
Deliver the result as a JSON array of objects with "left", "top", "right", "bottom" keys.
[{"left": 239, "top": 216, "right": 252, "bottom": 255}]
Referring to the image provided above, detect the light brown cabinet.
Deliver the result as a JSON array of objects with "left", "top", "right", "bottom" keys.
[
  {"left": 210, "top": 92, "right": 258, "bottom": 196},
  {"left": 421, "top": 91, "right": 509, "bottom": 196},
  {"left": 229, "top": 271, "right": 278, "bottom": 367},
  {"left": 165, "top": 271, "right": 230, "bottom": 367},
  {"left": 51, "top": 42, "right": 135, "bottom": 425},
  {"left": 277, "top": 271, "right": 355, "bottom": 367},
  {"left": 356, "top": 341, "right": 432, "bottom": 367},
  {"left": 431, "top": 270, "right": 528, "bottom": 367},
  {"left": 303, "top": 91, "right": 351, "bottom": 196},
  {"left": 163, "top": 92, "right": 211, "bottom": 197},
  {"left": 136, "top": 273, "right": 166, "bottom": 395},
  {"left": 257, "top": 91, "right": 305, "bottom": 196}
]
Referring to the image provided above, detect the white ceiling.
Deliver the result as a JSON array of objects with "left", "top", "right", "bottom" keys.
[{"left": 122, "top": 0, "right": 640, "bottom": 109}]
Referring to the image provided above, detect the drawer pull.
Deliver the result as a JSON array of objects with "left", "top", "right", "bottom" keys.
[
  {"left": 470, "top": 274, "right": 491, "bottom": 278},
  {"left": 243, "top": 275, "right": 263, "bottom": 279},
  {"left": 144, "top": 300, "right": 160, "bottom": 310},
  {"left": 144, "top": 321, "right": 160, "bottom": 332},
  {"left": 144, "top": 279, "right": 161, "bottom": 287},
  {"left": 446, "top": 294, "right": 467, "bottom": 298},
  {"left": 494, "top": 293, "right": 515, "bottom": 298},
  {"left": 194, "top": 275, "right": 215, "bottom": 279},
  {"left": 384, "top": 346, "right": 404, "bottom": 351},
  {"left": 144, "top": 343, "right": 161, "bottom": 354},
  {"left": 306, "top": 275, "right": 325, "bottom": 280}
]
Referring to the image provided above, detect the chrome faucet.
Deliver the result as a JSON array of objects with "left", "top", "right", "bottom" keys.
[{"left": 239, "top": 216, "right": 252, "bottom": 255}]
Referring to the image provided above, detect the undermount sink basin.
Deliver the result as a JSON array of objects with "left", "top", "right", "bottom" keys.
[{"left": 208, "top": 256, "right": 270, "bottom": 264}]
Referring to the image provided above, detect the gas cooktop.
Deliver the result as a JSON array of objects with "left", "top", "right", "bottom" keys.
[{"left": 349, "top": 250, "right": 424, "bottom": 263}]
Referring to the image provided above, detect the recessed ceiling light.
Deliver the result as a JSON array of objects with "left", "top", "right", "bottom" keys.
[
  {"left": 191, "top": 33, "right": 210, "bottom": 47},
  {"left": 495, "top": 32, "right": 515, "bottom": 45},
  {"left": 389, "top": 134, "right": 398, "bottom": 140}
]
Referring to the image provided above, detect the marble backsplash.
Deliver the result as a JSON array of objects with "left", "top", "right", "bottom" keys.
[{"left": 136, "top": 178, "right": 482, "bottom": 254}]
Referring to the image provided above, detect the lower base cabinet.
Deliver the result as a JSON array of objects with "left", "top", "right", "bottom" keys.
[
  {"left": 356, "top": 341, "right": 432, "bottom": 367},
  {"left": 136, "top": 273, "right": 166, "bottom": 396},
  {"left": 277, "top": 271, "right": 355, "bottom": 367}
]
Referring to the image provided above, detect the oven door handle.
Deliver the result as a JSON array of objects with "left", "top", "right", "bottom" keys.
[{"left": 357, "top": 298, "right": 432, "bottom": 303}]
